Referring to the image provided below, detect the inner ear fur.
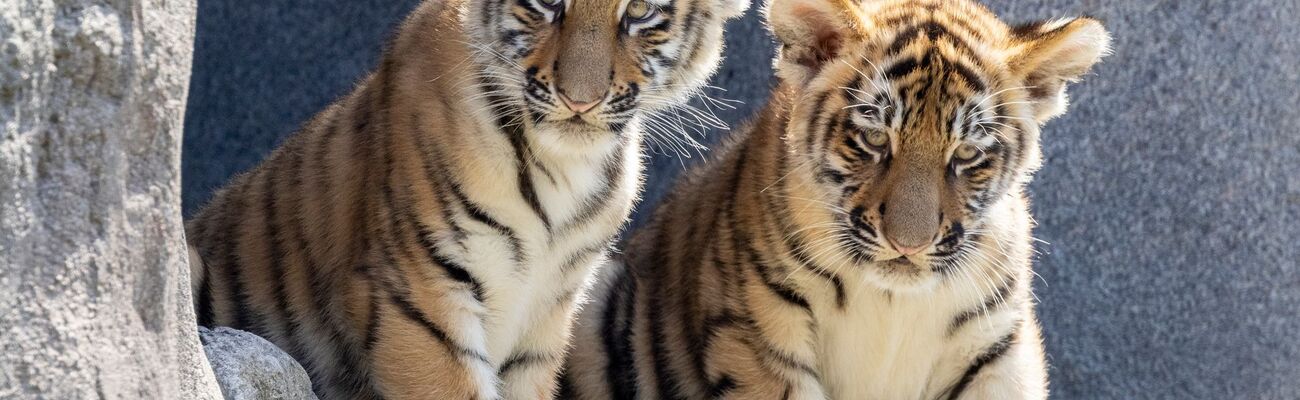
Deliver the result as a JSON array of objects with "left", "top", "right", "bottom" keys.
[
  {"left": 1009, "top": 17, "right": 1113, "bottom": 122},
  {"left": 765, "top": 0, "right": 864, "bottom": 84}
]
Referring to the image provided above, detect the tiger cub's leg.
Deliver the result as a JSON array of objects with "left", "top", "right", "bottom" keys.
[
  {"left": 699, "top": 274, "right": 827, "bottom": 399},
  {"left": 366, "top": 267, "right": 497, "bottom": 400},
  {"left": 703, "top": 318, "right": 828, "bottom": 400},
  {"left": 498, "top": 292, "right": 581, "bottom": 400},
  {"left": 501, "top": 251, "right": 609, "bottom": 400},
  {"left": 946, "top": 321, "right": 1048, "bottom": 400}
]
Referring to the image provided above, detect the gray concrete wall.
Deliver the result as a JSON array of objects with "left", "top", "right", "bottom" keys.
[
  {"left": 180, "top": 1, "right": 1299, "bottom": 398},
  {"left": 1, "top": 0, "right": 221, "bottom": 398}
]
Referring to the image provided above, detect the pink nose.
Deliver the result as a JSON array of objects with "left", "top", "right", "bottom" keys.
[
  {"left": 559, "top": 92, "right": 601, "bottom": 114},
  {"left": 888, "top": 238, "right": 927, "bottom": 256}
]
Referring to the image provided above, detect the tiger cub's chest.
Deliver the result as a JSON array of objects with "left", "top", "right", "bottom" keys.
[
  {"left": 449, "top": 141, "right": 642, "bottom": 363},
  {"left": 814, "top": 289, "right": 984, "bottom": 400}
]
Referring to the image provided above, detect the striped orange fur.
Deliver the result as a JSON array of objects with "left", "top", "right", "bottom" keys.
[
  {"left": 561, "top": 0, "right": 1110, "bottom": 398},
  {"left": 185, "top": 0, "right": 749, "bottom": 398}
]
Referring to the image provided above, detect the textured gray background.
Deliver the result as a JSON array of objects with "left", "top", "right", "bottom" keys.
[{"left": 181, "top": 1, "right": 1300, "bottom": 398}]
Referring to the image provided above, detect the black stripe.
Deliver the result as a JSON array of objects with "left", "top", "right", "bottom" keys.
[
  {"left": 363, "top": 265, "right": 383, "bottom": 351},
  {"left": 560, "top": 242, "right": 610, "bottom": 275},
  {"left": 647, "top": 290, "right": 686, "bottom": 400},
  {"left": 447, "top": 173, "right": 522, "bottom": 251},
  {"left": 753, "top": 337, "right": 818, "bottom": 378},
  {"left": 479, "top": 0, "right": 497, "bottom": 34},
  {"left": 533, "top": 159, "right": 557, "bottom": 186},
  {"left": 699, "top": 311, "right": 747, "bottom": 354},
  {"left": 481, "top": 72, "right": 551, "bottom": 232},
  {"left": 557, "top": 369, "right": 579, "bottom": 400},
  {"left": 498, "top": 351, "right": 554, "bottom": 375},
  {"left": 221, "top": 182, "right": 256, "bottom": 330},
  {"left": 415, "top": 225, "right": 487, "bottom": 303},
  {"left": 433, "top": 188, "right": 468, "bottom": 246},
  {"left": 947, "top": 275, "right": 1017, "bottom": 336},
  {"left": 707, "top": 375, "right": 737, "bottom": 398},
  {"left": 514, "top": 0, "right": 545, "bottom": 21},
  {"left": 935, "top": 222, "right": 965, "bottom": 249},
  {"left": 417, "top": 104, "right": 525, "bottom": 264},
  {"left": 506, "top": 126, "right": 552, "bottom": 231},
  {"left": 557, "top": 148, "right": 628, "bottom": 236},
  {"left": 426, "top": 253, "right": 488, "bottom": 302},
  {"left": 665, "top": 0, "right": 701, "bottom": 72},
  {"left": 922, "top": 21, "right": 979, "bottom": 57},
  {"left": 885, "top": 57, "right": 921, "bottom": 80},
  {"left": 385, "top": 287, "right": 491, "bottom": 365},
  {"left": 778, "top": 219, "right": 848, "bottom": 309},
  {"left": 803, "top": 92, "right": 831, "bottom": 158},
  {"left": 196, "top": 256, "right": 215, "bottom": 327},
  {"left": 941, "top": 12, "right": 989, "bottom": 44},
  {"left": 886, "top": 24, "right": 923, "bottom": 55},
  {"left": 603, "top": 267, "right": 641, "bottom": 400},
  {"left": 949, "top": 61, "right": 987, "bottom": 93},
  {"left": 946, "top": 330, "right": 1018, "bottom": 400},
  {"left": 646, "top": 227, "right": 688, "bottom": 400},
  {"left": 262, "top": 152, "right": 305, "bottom": 368},
  {"left": 751, "top": 255, "right": 812, "bottom": 311}
]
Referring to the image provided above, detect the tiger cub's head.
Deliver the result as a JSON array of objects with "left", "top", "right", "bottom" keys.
[
  {"left": 767, "top": 0, "right": 1110, "bottom": 289},
  {"left": 466, "top": 0, "right": 750, "bottom": 154}
]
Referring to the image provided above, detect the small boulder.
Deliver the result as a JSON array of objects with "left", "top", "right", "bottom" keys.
[{"left": 199, "top": 327, "right": 319, "bottom": 400}]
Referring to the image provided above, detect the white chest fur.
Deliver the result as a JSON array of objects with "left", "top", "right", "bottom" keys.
[
  {"left": 816, "top": 287, "right": 954, "bottom": 400},
  {"left": 444, "top": 123, "right": 645, "bottom": 365},
  {"left": 813, "top": 278, "right": 1020, "bottom": 400}
]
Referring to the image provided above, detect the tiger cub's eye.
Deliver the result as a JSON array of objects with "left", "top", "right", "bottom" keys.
[
  {"left": 626, "top": 0, "right": 653, "bottom": 21},
  {"left": 954, "top": 143, "right": 980, "bottom": 161},
  {"left": 865, "top": 131, "right": 889, "bottom": 148}
]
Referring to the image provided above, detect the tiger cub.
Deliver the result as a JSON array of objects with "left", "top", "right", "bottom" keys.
[
  {"left": 561, "top": 0, "right": 1110, "bottom": 398},
  {"left": 185, "top": 0, "right": 749, "bottom": 398}
]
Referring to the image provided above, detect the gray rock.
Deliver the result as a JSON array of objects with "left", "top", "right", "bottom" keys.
[
  {"left": 200, "top": 327, "right": 318, "bottom": 400},
  {"left": 0, "top": 0, "right": 220, "bottom": 398}
]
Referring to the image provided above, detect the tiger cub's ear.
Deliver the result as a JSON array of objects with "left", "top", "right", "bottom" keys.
[
  {"left": 765, "top": 0, "right": 861, "bottom": 85},
  {"left": 1008, "top": 17, "right": 1112, "bottom": 122}
]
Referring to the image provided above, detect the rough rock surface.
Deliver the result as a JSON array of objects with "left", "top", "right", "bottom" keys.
[
  {"left": 0, "top": 0, "right": 220, "bottom": 398},
  {"left": 200, "top": 327, "right": 318, "bottom": 400},
  {"left": 181, "top": 1, "right": 1299, "bottom": 399}
]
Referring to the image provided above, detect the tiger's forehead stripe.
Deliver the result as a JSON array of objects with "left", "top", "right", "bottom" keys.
[
  {"left": 870, "top": 9, "right": 1004, "bottom": 89},
  {"left": 826, "top": 0, "right": 1034, "bottom": 152}
]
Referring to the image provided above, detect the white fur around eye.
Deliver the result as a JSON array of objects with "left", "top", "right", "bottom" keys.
[
  {"left": 848, "top": 111, "right": 884, "bottom": 131},
  {"left": 532, "top": 0, "right": 564, "bottom": 20}
]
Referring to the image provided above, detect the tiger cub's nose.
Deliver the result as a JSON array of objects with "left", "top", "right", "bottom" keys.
[
  {"left": 558, "top": 90, "right": 604, "bottom": 114},
  {"left": 887, "top": 238, "right": 929, "bottom": 256}
]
